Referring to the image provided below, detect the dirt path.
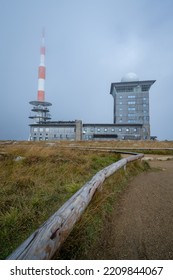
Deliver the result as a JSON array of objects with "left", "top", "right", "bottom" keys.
[{"left": 97, "top": 159, "right": 173, "bottom": 260}]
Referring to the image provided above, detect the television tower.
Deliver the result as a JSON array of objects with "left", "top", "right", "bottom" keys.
[{"left": 29, "top": 29, "right": 52, "bottom": 123}]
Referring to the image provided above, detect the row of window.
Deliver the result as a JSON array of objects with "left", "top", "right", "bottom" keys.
[
  {"left": 118, "top": 116, "right": 149, "bottom": 123},
  {"left": 33, "top": 127, "right": 75, "bottom": 133},
  {"left": 128, "top": 120, "right": 136, "bottom": 123},
  {"left": 118, "top": 104, "right": 148, "bottom": 111},
  {"left": 128, "top": 95, "right": 135, "bottom": 98},
  {"left": 35, "top": 133, "right": 75, "bottom": 138},
  {"left": 119, "top": 101, "right": 148, "bottom": 105},
  {"left": 128, "top": 101, "right": 136, "bottom": 104},
  {"left": 128, "top": 108, "right": 135, "bottom": 111},
  {"left": 116, "top": 87, "right": 134, "bottom": 92},
  {"left": 33, "top": 127, "right": 49, "bottom": 132},
  {"left": 119, "top": 109, "right": 148, "bottom": 114},
  {"left": 83, "top": 128, "right": 116, "bottom": 132},
  {"left": 116, "top": 86, "right": 149, "bottom": 93},
  {"left": 119, "top": 113, "right": 148, "bottom": 117},
  {"left": 33, "top": 126, "right": 140, "bottom": 135},
  {"left": 119, "top": 95, "right": 147, "bottom": 100},
  {"left": 33, "top": 135, "right": 73, "bottom": 141},
  {"left": 83, "top": 127, "right": 138, "bottom": 133}
]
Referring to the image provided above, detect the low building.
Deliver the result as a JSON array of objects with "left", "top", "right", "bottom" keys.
[{"left": 29, "top": 121, "right": 143, "bottom": 141}]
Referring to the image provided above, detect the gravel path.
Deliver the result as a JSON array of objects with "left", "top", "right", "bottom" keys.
[{"left": 97, "top": 159, "right": 173, "bottom": 260}]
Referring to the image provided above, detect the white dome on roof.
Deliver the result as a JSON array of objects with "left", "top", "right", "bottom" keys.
[{"left": 121, "top": 72, "right": 139, "bottom": 82}]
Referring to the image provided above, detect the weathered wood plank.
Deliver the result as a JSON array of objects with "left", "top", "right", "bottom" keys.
[{"left": 7, "top": 153, "right": 143, "bottom": 260}]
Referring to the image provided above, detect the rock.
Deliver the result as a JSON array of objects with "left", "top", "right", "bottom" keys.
[
  {"left": 46, "top": 143, "right": 56, "bottom": 146},
  {"left": 142, "top": 157, "right": 154, "bottom": 161},
  {"left": 14, "top": 156, "right": 25, "bottom": 162},
  {"left": 157, "top": 156, "right": 173, "bottom": 161}
]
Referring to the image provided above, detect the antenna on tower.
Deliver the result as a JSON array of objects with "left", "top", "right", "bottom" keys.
[
  {"left": 42, "top": 27, "right": 45, "bottom": 37},
  {"left": 29, "top": 29, "right": 52, "bottom": 124}
]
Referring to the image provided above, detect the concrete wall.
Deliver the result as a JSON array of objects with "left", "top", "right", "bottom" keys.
[
  {"left": 110, "top": 81, "right": 155, "bottom": 140},
  {"left": 30, "top": 122, "right": 143, "bottom": 141}
]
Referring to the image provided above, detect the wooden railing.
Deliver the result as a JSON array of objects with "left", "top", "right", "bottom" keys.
[{"left": 7, "top": 153, "right": 143, "bottom": 260}]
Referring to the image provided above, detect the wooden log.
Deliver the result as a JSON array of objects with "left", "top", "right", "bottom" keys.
[{"left": 7, "top": 153, "right": 143, "bottom": 260}]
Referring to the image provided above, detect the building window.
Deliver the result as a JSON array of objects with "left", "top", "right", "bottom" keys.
[
  {"left": 144, "top": 116, "right": 149, "bottom": 121},
  {"left": 128, "top": 107, "right": 136, "bottom": 111},
  {"left": 119, "top": 108, "right": 122, "bottom": 111},
  {"left": 119, "top": 95, "right": 122, "bottom": 98},
  {"left": 119, "top": 101, "right": 123, "bottom": 105},
  {"left": 134, "top": 128, "right": 137, "bottom": 132},
  {"left": 97, "top": 128, "right": 100, "bottom": 132},
  {"left": 143, "top": 104, "right": 147, "bottom": 107},
  {"left": 142, "top": 85, "right": 149, "bottom": 91},
  {"left": 128, "top": 95, "right": 135, "bottom": 98},
  {"left": 45, "top": 128, "right": 49, "bottom": 132},
  {"left": 119, "top": 114, "right": 123, "bottom": 117},
  {"left": 128, "top": 120, "right": 136, "bottom": 123},
  {"left": 126, "top": 128, "right": 129, "bottom": 132},
  {"left": 33, "top": 127, "right": 38, "bottom": 132},
  {"left": 90, "top": 128, "right": 94, "bottom": 132},
  {"left": 111, "top": 128, "right": 115, "bottom": 132},
  {"left": 104, "top": 128, "right": 108, "bottom": 132},
  {"left": 128, "top": 101, "right": 136, "bottom": 104},
  {"left": 54, "top": 134, "right": 56, "bottom": 138},
  {"left": 116, "top": 87, "right": 134, "bottom": 92},
  {"left": 40, "top": 128, "right": 43, "bottom": 132},
  {"left": 118, "top": 128, "right": 122, "bottom": 132}
]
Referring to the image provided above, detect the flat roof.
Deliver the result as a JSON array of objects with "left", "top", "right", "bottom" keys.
[
  {"left": 30, "top": 122, "right": 143, "bottom": 127},
  {"left": 29, "top": 121, "right": 76, "bottom": 127},
  {"left": 110, "top": 80, "right": 156, "bottom": 94}
]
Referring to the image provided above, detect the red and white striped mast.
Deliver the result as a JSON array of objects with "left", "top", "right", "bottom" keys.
[
  {"left": 29, "top": 29, "right": 52, "bottom": 125},
  {"left": 37, "top": 28, "right": 46, "bottom": 102}
]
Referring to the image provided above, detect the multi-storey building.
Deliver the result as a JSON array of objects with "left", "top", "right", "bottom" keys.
[{"left": 110, "top": 73, "right": 155, "bottom": 140}]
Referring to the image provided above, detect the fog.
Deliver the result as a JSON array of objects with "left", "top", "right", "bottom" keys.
[{"left": 0, "top": 0, "right": 173, "bottom": 140}]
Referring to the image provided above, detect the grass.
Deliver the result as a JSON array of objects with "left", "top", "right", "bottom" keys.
[{"left": 0, "top": 142, "right": 121, "bottom": 259}]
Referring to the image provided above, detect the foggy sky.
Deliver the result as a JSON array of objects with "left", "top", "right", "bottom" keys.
[{"left": 0, "top": 0, "right": 173, "bottom": 140}]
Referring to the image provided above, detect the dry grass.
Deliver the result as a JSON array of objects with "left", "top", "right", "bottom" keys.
[
  {"left": 61, "top": 139, "right": 173, "bottom": 149},
  {"left": 0, "top": 141, "right": 121, "bottom": 259}
]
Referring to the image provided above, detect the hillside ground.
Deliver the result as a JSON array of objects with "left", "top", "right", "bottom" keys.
[{"left": 0, "top": 140, "right": 172, "bottom": 259}]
